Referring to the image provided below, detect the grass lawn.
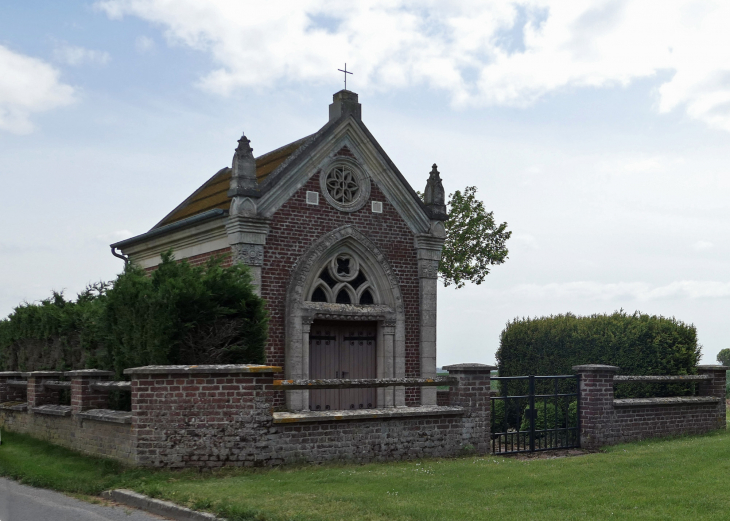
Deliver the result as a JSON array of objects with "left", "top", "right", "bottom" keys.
[{"left": 1, "top": 426, "right": 729, "bottom": 520}]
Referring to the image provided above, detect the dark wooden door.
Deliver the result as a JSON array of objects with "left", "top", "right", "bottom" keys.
[{"left": 309, "top": 321, "right": 376, "bottom": 411}]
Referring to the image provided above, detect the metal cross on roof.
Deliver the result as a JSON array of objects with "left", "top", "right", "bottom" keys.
[{"left": 338, "top": 63, "right": 353, "bottom": 90}]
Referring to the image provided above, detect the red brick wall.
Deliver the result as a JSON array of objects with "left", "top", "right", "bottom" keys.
[
  {"left": 576, "top": 367, "right": 727, "bottom": 449},
  {"left": 262, "top": 172, "right": 421, "bottom": 404}
]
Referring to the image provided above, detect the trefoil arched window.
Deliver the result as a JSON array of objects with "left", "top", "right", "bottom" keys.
[{"left": 307, "top": 253, "right": 377, "bottom": 305}]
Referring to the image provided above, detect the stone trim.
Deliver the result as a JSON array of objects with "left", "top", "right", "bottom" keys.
[
  {"left": 0, "top": 401, "right": 27, "bottom": 411},
  {"left": 124, "top": 364, "right": 282, "bottom": 375},
  {"left": 572, "top": 364, "right": 619, "bottom": 372},
  {"left": 614, "top": 397, "right": 721, "bottom": 407},
  {"left": 319, "top": 156, "right": 372, "bottom": 213},
  {"left": 32, "top": 405, "right": 72, "bottom": 417},
  {"left": 77, "top": 409, "right": 133, "bottom": 424},
  {"left": 22, "top": 371, "right": 63, "bottom": 378},
  {"left": 65, "top": 370, "right": 114, "bottom": 377},
  {"left": 42, "top": 381, "right": 71, "bottom": 390},
  {"left": 614, "top": 375, "right": 711, "bottom": 382},
  {"left": 442, "top": 363, "right": 497, "bottom": 372},
  {"left": 273, "top": 405, "right": 465, "bottom": 424},
  {"left": 285, "top": 224, "right": 407, "bottom": 410},
  {"left": 120, "top": 215, "right": 229, "bottom": 270},
  {"left": 91, "top": 381, "right": 132, "bottom": 392},
  {"left": 273, "top": 376, "right": 457, "bottom": 389}
]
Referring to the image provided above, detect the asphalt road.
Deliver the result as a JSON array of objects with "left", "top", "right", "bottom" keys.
[{"left": 0, "top": 478, "right": 167, "bottom": 521}]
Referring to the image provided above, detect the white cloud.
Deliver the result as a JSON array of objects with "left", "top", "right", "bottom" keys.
[
  {"left": 693, "top": 240, "right": 714, "bottom": 251},
  {"left": 135, "top": 35, "right": 155, "bottom": 53},
  {"left": 0, "top": 45, "right": 75, "bottom": 134},
  {"left": 512, "top": 233, "right": 539, "bottom": 249},
  {"left": 96, "top": 0, "right": 730, "bottom": 131},
  {"left": 53, "top": 43, "right": 110, "bottom": 66},
  {"left": 506, "top": 280, "right": 730, "bottom": 301},
  {"left": 96, "top": 230, "right": 134, "bottom": 242}
]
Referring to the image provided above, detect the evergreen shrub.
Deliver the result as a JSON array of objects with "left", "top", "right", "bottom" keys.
[
  {"left": 497, "top": 311, "right": 701, "bottom": 399},
  {"left": 0, "top": 252, "right": 268, "bottom": 378}
]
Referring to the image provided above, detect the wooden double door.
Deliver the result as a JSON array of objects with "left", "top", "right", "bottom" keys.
[{"left": 309, "top": 321, "right": 377, "bottom": 411}]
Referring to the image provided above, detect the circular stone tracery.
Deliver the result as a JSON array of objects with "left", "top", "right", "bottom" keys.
[
  {"left": 326, "top": 166, "right": 359, "bottom": 204},
  {"left": 319, "top": 159, "right": 370, "bottom": 212}
]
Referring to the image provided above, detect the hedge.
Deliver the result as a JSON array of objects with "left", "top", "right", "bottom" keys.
[
  {"left": 0, "top": 252, "right": 268, "bottom": 379},
  {"left": 496, "top": 311, "right": 701, "bottom": 398}
]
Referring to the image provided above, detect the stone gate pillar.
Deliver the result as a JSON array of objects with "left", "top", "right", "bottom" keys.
[
  {"left": 572, "top": 364, "right": 619, "bottom": 449},
  {"left": 697, "top": 365, "right": 728, "bottom": 429},
  {"left": 444, "top": 363, "right": 495, "bottom": 455}
]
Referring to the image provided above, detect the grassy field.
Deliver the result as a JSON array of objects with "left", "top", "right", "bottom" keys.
[{"left": 1, "top": 426, "right": 729, "bottom": 520}]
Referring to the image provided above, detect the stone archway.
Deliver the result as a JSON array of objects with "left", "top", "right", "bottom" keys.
[{"left": 285, "top": 225, "right": 406, "bottom": 411}]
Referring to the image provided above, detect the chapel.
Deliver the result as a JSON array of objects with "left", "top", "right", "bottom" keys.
[{"left": 111, "top": 90, "right": 448, "bottom": 411}]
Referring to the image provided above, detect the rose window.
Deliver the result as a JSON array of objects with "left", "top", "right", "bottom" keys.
[
  {"left": 307, "top": 253, "right": 376, "bottom": 305},
  {"left": 325, "top": 166, "right": 359, "bottom": 204},
  {"left": 319, "top": 159, "right": 370, "bottom": 212}
]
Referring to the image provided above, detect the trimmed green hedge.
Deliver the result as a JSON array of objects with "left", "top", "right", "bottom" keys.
[
  {"left": 0, "top": 252, "right": 268, "bottom": 378},
  {"left": 496, "top": 311, "right": 701, "bottom": 398}
]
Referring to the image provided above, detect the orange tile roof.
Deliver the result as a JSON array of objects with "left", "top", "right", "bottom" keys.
[{"left": 154, "top": 135, "right": 311, "bottom": 228}]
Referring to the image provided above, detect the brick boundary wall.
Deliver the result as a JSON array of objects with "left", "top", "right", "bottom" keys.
[
  {"left": 0, "top": 370, "right": 133, "bottom": 462},
  {"left": 0, "top": 363, "right": 724, "bottom": 465},
  {"left": 574, "top": 364, "right": 727, "bottom": 449},
  {"left": 128, "top": 363, "right": 494, "bottom": 467},
  {"left": 0, "top": 372, "right": 25, "bottom": 403},
  {"left": 0, "top": 411, "right": 134, "bottom": 462}
]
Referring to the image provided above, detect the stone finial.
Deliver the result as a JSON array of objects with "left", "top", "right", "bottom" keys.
[
  {"left": 329, "top": 90, "right": 362, "bottom": 122},
  {"left": 229, "top": 132, "right": 258, "bottom": 193},
  {"left": 423, "top": 164, "right": 446, "bottom": 215}
]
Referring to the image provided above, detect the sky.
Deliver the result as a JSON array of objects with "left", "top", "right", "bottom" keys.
[{"left": 2, "top": 0, "right": 730, "bottom": 367}]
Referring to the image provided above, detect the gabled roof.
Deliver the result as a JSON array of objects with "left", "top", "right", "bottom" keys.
[
  {"left": 153, "top": 135, "right": 314, "bottom": 229},
  {"left": 114, "top": 93, "right": 446, "bottom": 251}
]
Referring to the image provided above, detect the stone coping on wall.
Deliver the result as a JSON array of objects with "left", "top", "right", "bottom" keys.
[
  {"left": 32, "top": 405, "right": 72, "bottom": 417},
  {"left": 273, "top": 405, "right": 465, "bottom": 424},
  {"left": 613, "top": 396, "right": 722, "bottom": 407},
  {"left": 273, "top": 376, "right": 457, "bottom": 389},
  {"left": 614, "top": 375, "right": 712, "bottom": 382},
  {"left": 43, "top": 380, "right": 71, "bottom": 390},
  {"left": 65, "top": 369, "right": 114, "bottom": 377},
  {"left": 442, "top": 363, "right": 497, "bottom": 372},
  {"left": 91, "top": 381, "right": 132, "bottom": 392},
  {"left": 77, "top": 409, "right": 133, "bottom": 424},
  {"left": 0, "top": 401, "right": 27, "bottom": 412},
  {"left": 21, "top": 371, "right": 64, "bottom": 378},
  {"left": 572, "top": 364, "right": 620, "bottom": 372},
  {"left": 124, "top": 364, "right": 283, "bottom": 375}
]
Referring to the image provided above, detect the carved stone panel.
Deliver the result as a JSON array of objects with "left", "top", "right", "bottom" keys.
[{"left": 232, "top": 243, "right": 264, "bottom": 266}]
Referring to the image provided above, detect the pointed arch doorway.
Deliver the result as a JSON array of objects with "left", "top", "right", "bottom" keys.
[
  {"left": 286, "top": 225, "right": 408, "bottom": 412},
  {"left": 309, "top": 320, "right": 377, "bottom": 410}
]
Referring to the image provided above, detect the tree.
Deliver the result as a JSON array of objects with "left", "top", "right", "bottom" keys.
[
  {"left": 438, "top": 186, "right": 511, "bottom": 288},
  {"left": 717, "top": 348, "right": 730, "bottom": 367}
]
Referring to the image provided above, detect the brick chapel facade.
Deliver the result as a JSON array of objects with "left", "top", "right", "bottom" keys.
[{"left": 111, "top": 90, "right": 448, "bottom": 411}]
